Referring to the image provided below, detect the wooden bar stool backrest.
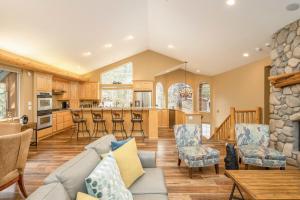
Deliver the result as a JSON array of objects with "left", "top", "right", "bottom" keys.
[
  {"left": 91, "top": 109, "right": 104, "bottom": 120},
  {"left": 71, "top": 110, "right": 82, "bottom": 123},
  {"left": 131, "top": 109, "right": 143, "bottom": 120},
  {"left": 111, "top": 109, "right": 124, "bottom": 120}
]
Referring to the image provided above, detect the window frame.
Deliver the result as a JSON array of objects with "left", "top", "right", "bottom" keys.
[
  {"left": 0, "top": 65, "right": 21, "bottom": 120},
  {"left": 100, "top": 62, "right": 134, "bottom": 108},
  {"left": 199, "top": 82, "right": 211, "bottom": 113},
  {"left": 167, "top": 82, "right": 193, "bottom": 112},
  {"left": 155, "top": 82, "right": 164, "bottom": 108}
]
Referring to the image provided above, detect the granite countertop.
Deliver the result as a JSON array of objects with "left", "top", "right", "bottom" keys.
[{"left": 71, "top": 107, "right": 154, "bottom": 111}]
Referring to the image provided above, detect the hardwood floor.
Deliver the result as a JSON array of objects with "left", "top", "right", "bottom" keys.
[{"left": 0, "top": 128, "right": 295, "bottom": 200}]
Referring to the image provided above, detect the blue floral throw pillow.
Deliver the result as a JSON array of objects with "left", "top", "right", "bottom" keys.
[{"left": 85, "top": 155, "right": 133, "bottom": 200}]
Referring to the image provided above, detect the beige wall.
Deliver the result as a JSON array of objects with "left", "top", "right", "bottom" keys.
[
  {"left": 20, "top": 70, "right": 34, "bottom": 121},
  {"left": 84, "top": 50, "right": 183, "bottom": 82},
  {"left": 211, "top": 57, "right": 271, "bottom": 128}
]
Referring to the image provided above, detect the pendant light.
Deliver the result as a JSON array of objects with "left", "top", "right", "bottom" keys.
[{"left": 179, "top": 61, "right": 192, "bottom": 99}]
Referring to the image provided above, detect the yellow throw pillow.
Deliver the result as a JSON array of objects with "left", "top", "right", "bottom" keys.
[
  {"left": 112, "top": 138, "right": 144, "bottom": 188},
  {"left": 76, "top": 192, "right": 98, "bottom": 200}
]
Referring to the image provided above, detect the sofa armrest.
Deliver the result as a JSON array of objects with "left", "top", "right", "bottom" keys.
[
  {"left": 234, "top": 145, "right": 240, "bottom": 168},
  {"left": 138, "top": 150, "right": 156, "bottom": 168}
]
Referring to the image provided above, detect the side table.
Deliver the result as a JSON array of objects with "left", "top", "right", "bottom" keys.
[{"left": 21, "top": 122, "right": 38, "bottom": 146}]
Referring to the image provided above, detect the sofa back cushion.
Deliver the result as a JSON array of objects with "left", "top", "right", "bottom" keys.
[
  {"left": 27, "top": 182, "right": 70, "bottom": 200},
  {"left": 235, "top": 124, "right": 270, "bottom": 148},
  {"left": 44, "top": 149, "right": 100, "bottom": 200},
  {"left": 173, "top": 124, "right": 202, "bottom": 148},
  {"left": 85, "top": 134, "right": 117, "bottom": 155}
]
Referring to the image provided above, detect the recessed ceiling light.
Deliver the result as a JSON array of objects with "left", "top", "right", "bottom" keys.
[
  {"left": 77, "top": 65, "right": 81, "bottom": 69},
  {"left": 265, "top": 43, "right": 271, "bottom": 47},
  {"left": 168, "top": 44, "right": 174, "bottom": 49},
  {"left": 125, "top": 35, "right": 134, "bottom": 40},
  {"left": 82, "top": 52, "right": 91, "bottom": 57},
  {"left": 196, "top": 69, "right": 200, "bottom": 73},
  {"left": 226, "top": 0, "right": 235, "bottom": 6},
  {"left": 255, "top": 47, "right": 262, "bottom": 52},
  {"left": 104, "top": 43, "right": 112, "bottom": 48},
  {"left": 243, "top": 53, "right": 249, "bottom": 57},
  {"left": 286, "top": 3, "right": 300, "bottom": 11}
]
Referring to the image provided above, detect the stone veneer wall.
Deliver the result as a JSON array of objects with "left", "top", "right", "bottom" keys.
[{"left": 269, "top": 19, "right": 300, "bottom": 166}]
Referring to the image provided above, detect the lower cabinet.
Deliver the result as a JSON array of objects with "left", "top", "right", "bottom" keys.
[
  {"left": 52, "top": 111, "right": 73, "bottom": 135},
  {"left": 37, "top": 127, "right": 53, "bottom": 140}
]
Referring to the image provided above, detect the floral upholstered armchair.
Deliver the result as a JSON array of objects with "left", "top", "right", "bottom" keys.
[
  {"left": 235, "top": 123, "right": 286, "bottom": 169},
  {"left": 174, "top": 124, "right": 220, "bottom": 178}
]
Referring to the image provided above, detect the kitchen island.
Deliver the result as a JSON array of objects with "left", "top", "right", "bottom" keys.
[{"left": 71, "top": 108, "right": 158, "bottom": 139}]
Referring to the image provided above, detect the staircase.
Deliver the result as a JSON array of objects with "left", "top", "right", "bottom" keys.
[{"left": 210, "top": 107, "right": 262, "bottom": 142}]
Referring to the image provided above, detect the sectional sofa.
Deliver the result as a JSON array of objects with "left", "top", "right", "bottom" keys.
[{"left": 27, "top": 135, "right": 168, "bottom": 200}]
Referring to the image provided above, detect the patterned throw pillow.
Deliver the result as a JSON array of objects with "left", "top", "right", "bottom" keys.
[{"left": 85, "top": 155, "right": 133, "bottom": 200}]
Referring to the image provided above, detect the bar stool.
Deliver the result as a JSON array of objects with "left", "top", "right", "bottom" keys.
[
  {"left": 130, "top": 109, "right": 144, "bottom": 138},
  {"left": 71, "top": 109, "right": 91, "bottom": 140},
  {"left": 111, "top": 109, "right": 127, "bottom": 139},
  {"left": 91, "top": 109, "right": 108, "bottom": 137}
]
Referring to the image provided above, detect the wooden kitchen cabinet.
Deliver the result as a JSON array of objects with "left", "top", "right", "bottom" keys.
[
  {"left": 79, "top": 82, "right": 99, "bottom": 100},
  {"left": 70, "top": 82, "right": 79, "bottom": 99},
  {"left": 37, "top": 127, "right": 53, "bottom": 140},
  {"left": 52, "top": 111, "right": 73, "bottom": 135},
  {"left": 62, "top": 82, "right": 70, "bottom": 99},
  {"left": 35, "top": 73, "right": 53, "bottom": 92}
]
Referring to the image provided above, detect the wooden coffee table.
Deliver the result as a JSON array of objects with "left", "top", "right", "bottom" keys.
[{"left": 225, "top": 170, "right": 300, "bottom": 200}]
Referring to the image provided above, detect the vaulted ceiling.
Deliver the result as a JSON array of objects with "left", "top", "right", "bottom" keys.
[{"left": 0, "top": 0, "right": 299, "bottom": 75}]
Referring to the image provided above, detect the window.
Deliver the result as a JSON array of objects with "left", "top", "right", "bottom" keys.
[
  {"left": 101, "top": 63, "right": 133, "bottom": 84},
  {"left": 202, "top": 123, "right": 211, "bottom": 139},
  {"left": 100, "top": 63, "right": 133, "bottom": 107},
  {"left": 155, "top": 82, "right": 164, "bottom": 108},
  {"left": 0, "top": 69, "right": 19, "bottom": 119},
  {"left": 101, "top": 89, "right": 133, "bottom": 107},
  {"left": 168, "top": 83, "right": 193, "bottom": 112},
  {"left": 199, "top": 83, "right": 210, "bottom": 112}
]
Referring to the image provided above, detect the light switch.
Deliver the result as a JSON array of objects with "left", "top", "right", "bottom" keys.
[
  {"left": 28, "top": 105, "right": 32, "bottom": 110},
  {"left": 28, "top": 101, "right": 32, "bottom": 106}
]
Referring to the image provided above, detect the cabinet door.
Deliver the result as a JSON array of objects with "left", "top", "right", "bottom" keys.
[
  {"left": 35, "top": 73, "right": 52, "bottom": 92},
  {"left": 70, "top": 82, "right": 79, "bottom": 99},
  {"left": 89, "top": 82, "right": 98, "bottom": 99},
  {"left": 62, "top": 82, "right": 70, "bottom": 99}
]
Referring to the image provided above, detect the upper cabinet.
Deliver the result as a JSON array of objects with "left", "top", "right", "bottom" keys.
[
  {"left": 70, "top": 82, "right": 79, "bottom": 99},
  {"left": 53, "top": 79, "right": 70, "bottom": 100},
  {"left": 35, "top": 72, "right": 53, "bottom": 92},
  {"left": 133, "top": 81, "right": 153, "bottom": 91},
  {"left": 79, "top": 82, "right": 99, "bottom": 100}
]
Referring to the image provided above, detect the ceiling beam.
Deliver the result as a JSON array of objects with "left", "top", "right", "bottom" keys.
[{"left": 0, "top": 49, "right": 87, "bottom": 82}]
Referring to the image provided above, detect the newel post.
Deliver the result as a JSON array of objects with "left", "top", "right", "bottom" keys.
[
  {"left": 255, "top": 107, "right": 262, "bottom": 124},
  {"left": 229, "top": 107, "right": 236, "bottom": 141}
]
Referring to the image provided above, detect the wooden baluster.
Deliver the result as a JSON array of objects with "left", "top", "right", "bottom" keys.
[
  {"left": 229, "top": 107, "right": 236, "bottom": 141},
  {"left": 256, "top": 107, "right": 262, "bottom": 124}
]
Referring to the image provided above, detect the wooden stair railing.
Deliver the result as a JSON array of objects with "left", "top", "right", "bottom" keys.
[{"left": 210, "top": 107, "right": 262, "bottom": 142}]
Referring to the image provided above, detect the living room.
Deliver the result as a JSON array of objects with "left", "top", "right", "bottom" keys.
[{"left": 0, "top": 0, "right": 300, "bottom": 200}]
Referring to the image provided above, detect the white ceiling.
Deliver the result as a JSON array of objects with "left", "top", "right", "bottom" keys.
[{"left": 0, "top": 0, "right": 299, "bottom": 75}]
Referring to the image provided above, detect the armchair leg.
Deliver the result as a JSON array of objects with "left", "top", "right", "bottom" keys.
[
  {"left": 280, "top": 167, "right": 285, "bottom": 170},
  {"left": 18, "top": 175, "right": 27, "bottom": 198},
  {"left": 215, "top": 164, "right": 219, "bottom": 174},
  {"left": 177, "top": 158, "right": 181, "bottom": 166},
  {"left": 189, "top": 168, "right": 193, "bottom": 178},
  {"left": 245, "top": 164, "right": 249, "bottom": 170}
]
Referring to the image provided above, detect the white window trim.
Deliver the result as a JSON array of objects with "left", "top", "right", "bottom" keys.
[{"left": 0, "top": 65, "right": 21, "bottom": 120}]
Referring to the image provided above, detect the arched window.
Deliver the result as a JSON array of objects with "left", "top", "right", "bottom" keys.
[
  {"left": 199, "top": 83, "right": 210, "bottom": 112},
  {"left": 168, "top": 83, "right": 193, "bottom": 112},
  {"left": 155, "top": 82, "right": 164, "bottom": 108}
]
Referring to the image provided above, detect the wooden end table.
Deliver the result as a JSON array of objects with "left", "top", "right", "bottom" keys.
[
  {"left": 21, "top": 122, "right": 38, "bottom": 146},
  {"left": 225, "top": 170, "right": 300, "bottom": 200}
]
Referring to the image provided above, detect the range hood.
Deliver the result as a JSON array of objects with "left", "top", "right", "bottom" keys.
[{"left": 52, "top": 90, "right": 66, "bottom": 95}]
